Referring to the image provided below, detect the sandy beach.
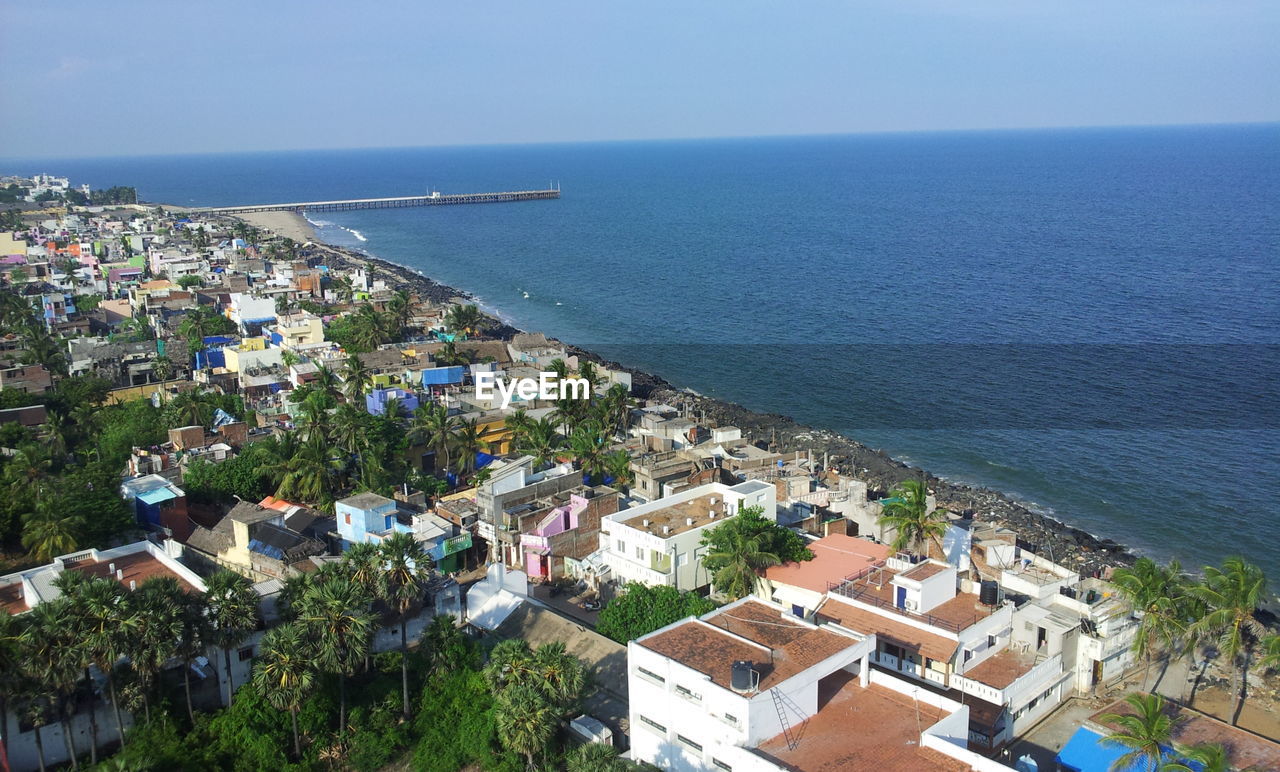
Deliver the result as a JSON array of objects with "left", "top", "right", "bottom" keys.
[{"left": 233, "top": 210, "right": 316, "bottom": 243}]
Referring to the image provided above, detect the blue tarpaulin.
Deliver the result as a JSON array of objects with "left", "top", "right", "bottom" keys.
[{"left": 421, "top": 366, "right": 465, "bottom": 386}]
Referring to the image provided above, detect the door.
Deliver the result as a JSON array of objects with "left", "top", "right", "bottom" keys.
[
  {"left": 1092, "top": 659, "right": 1103, "bottom": 686},
  {"left": 1037, "top": 626, "right": 1047, "bottom": 649},
  {"left": 896, "top": 586, "right": 907, "bottom": 609}
]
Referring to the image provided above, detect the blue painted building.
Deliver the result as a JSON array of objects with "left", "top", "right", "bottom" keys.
[
  {"left": 335, "top": 492, "right": 412, "bottom": 549},
  {"left": 366, "top": 387, "right": 420, "bottom": 417}
]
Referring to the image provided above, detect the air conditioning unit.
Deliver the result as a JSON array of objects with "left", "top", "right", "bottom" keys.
[{"left": 904, "top": 599, "right": 918, "bottom": 611}]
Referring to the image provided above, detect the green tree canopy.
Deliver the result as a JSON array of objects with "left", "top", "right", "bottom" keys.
[{"left": 596, "top": 583, "right": 718, "bottom": 644}]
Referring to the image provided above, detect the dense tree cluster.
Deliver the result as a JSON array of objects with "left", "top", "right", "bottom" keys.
[
  {"left": 596, "top": 583, "right": 718, "bottom": 644},
  {"left": 698, "top": 505, "right": 814, "bottom": 600}
]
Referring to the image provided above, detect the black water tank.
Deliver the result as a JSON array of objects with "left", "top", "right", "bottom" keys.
[
  {"left": 730, "top": 660, "right": 755, "bottom": 693},
  {"left": 1060, "top": 586, "right": 1077, "bottom": 599},
  {"left": 980, "top": 580, "right": 1000, "bottom": 606}
]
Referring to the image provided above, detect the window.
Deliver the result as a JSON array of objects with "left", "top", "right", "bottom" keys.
[
  {"left": 713, "top": 761, "right": 733, "bottom": 772},
  {"left": 615, "top": 540, "right": 625, "bottom": 555},
  {"left": 677, "top": 735, "right": 703, "bottom": 753},
  {"left": 343, "top": 513, "right": 351, "bottom": 525},
  {"left": 722, "top": 713, "right": 739, "bottom": 726},
  {"left": 238, "top": 646, "right": 254, "bottom": 661},
  {"left": 675, "top": 684, "right": 701, "bottom": 702},
  {"left": 637, "top": 667, "right": 666, "bottom": 685},
  {"left": 678, "top": 553, "right": 689, "bottom": 567},
  {"left": 963, "top": 648, "right": 973, "bottom": 663},
  {"left": 635, "top": 545, "right": 644, "bottom": 559},
  {"left": 988, "top": 634, "right": 997, "bottom": 648},
  {"left": 639, "top": 715, "right": 667, "bottom": 735}
]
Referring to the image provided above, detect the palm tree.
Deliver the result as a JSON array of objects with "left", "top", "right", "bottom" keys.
[
  {"left": 53, "top": 574, "right": 133, "bottom": 762},
  {"left": 275, "top": 436, "right": 342, "bottom": 504},
  {"left": 20, "top": 599, "right": 84, "bottom": 769},
  {"left": 5, "top": 444, "right": 52, "bottom": 491},
  {"left": 532, "top": 641, "right": 586, "bottom": 714},
  {"left": 342, "top": 353, "right": 372, "bottom": 402},
  {"left": 516, "top": 417, "right": 564, "bottom": 468},
  {"left": 0, "top": 611, "right": 20, "bottom": 768},
  {"left": 205, "top": 571, "right": 261, "bottom": 707},
  {"left": 702, "top": 527, "right": 782, "bottom": 600},
  {"left": 568, "top": 421, "right": 609, "bottom": 483},
  {"left": 876, "top": 478, "right": 949, "bottom": 557},
  {"left": 1099, "top": 692, "right": 1181, "bottom": 772},
  {"left": 331, "top": 275, "right": 354, "bottom": 305},
  {"left": 295, "top": 576, "right": 374, "bottom": 734},
  {"left": 128, "top": 578, "right": 185, "bottom": 721},
  {"left": 601, "top": 383, "right": 635, "bottom": 438},
  {"left": 1163, "top": 743, "right": 1230, "bottom": 772},
  {"left": 330, "top": 402, "right": 370, "bottom": 456},
  {"left": 506, "top": 407, "right": 532, "bottom": 445},
  {"left": 1260, "top": 633, "right": 1280, "bottom": 673},
  {"left": 494, "top": 685, "right": 557, "bottom": 771},
  {"left": 1111, "top": 558, "right": 1191, "bottom": 689},
  {"left": 602, "top": 450, "right": 633, "bottom": 491},
  {"left": 313, "top": 362, "right": 342, "bottom": 403},
  {"left": 444, "top": 303, "right": 484, "bottom": 337},
  {"left": 1188, "top": 557, "right": 1268, "bottom": 725},
  {"left": 252, "top": 624, "right": 316, "bottom": 760},
  {"left": 151, "top": 354, "right": 173, "bottom": 384},
  {"left": 21, "top": 492, "right": 82, "bottom": 563},
  {"left": 379, "top": 533, "right": 434, "bottom": 718},
  {"left": 387, "top": 289, "right": 412, "bottom": 334},
  {"left": 451, "top": 417, "right": 488, "bottom": 477},
  {"left": 566, "top": 742, "right": 626, "bottom": 772},
  {"left": 408, "top": 402, "right": 457, "bottom": 475},
  {"left": 434, "top": 339, "right": 473, "bottom": 366},
  {"left": 351, "top": 303, "right": 390, "bottom": 351}
]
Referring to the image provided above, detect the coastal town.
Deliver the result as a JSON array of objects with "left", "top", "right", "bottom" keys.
[{"left": 0, "top": 175, "right": 1277, "bottom": 772}]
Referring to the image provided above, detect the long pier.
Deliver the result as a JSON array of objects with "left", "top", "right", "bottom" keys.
[{"left": 195, "top": 189, "right": 559, "bottom": 215}]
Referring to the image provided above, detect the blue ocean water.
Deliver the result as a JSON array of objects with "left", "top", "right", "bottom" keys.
[{"left": 11, "top": 125, "right": 1279, "bottom": 570}]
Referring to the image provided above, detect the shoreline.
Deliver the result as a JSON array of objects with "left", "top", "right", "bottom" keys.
[{"left": 235, "top": 210, "right": 1139, "bottom": 577}]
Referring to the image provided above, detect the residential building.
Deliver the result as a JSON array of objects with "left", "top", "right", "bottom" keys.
[
  {"left": 600, "top": 480, "right": 776, "bottom": 591},
  {"left": 627, "top": 597, "right": 1006, "bottom": 772},
  {"left": 335, "top": 492, "right": 412, "bottom": 548},
  {"left": 120, "top": 474, "right": 191, "bottom": 540},
  {"left": 185, "top": 500, "right": 326, "bottom": 580},
  {"left": 510, "top": 486, "right": 619, "bottom": 579}
]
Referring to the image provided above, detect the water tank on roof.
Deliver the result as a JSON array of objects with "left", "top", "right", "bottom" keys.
[
  {"left": 730, "top": 660, "right": 757, "bottom": 693},
  {"left": 979, "top": 580, "right": 1000, "bottom": 606}
]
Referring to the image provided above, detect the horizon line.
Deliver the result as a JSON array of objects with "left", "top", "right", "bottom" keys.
[{"left": 3, "top": 119, "right": 1277, "bottom": 164}]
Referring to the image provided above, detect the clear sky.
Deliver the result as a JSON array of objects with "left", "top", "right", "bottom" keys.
[{"left": 2, "top": 0, "right": 1277, "bottom": 159}]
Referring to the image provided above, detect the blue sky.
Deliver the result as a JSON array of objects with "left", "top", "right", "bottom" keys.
[{"left": 1, "top": 0, "right": 1277, "bottom": 158}]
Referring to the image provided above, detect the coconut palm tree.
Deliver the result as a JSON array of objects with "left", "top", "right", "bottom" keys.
[
  {"left": 1188, "top": 557, "right": 1268, "bottom": 726},
  {"left": 351, "top": 303, "right": 390, "bottom": 351},
  {"left": 1111, "top": 558, "right": 1192, "bottom": 689},
  {"left": 329, "top": 402, "right": 370, "bottom": 457},
  {"left": 600, "top": 383, "right": 635, "bottom": 438},
  {"left": 252, "top": 623, "right": 316, "bottom": 760},
  {"left": 379, "top": 533, "right": 434, "bottom": 718},
  {"left": 205, "top": 570, "right": 260, "bottom": 708},
  {"left": 21, "top": 492, "right": 82, "bottom": 564},
  {"left": 19, "top": 599, "right": 84, "bottom": 769},
  {"left": 275, "top": 436, "right": 343, "bottom": 504},
  {"left": 701, "top": 526, "right": 782, "bottom": 600},
  {"left": 313, "top": 362, "right": 342, "bottom": 403},
  {"left": 568, "top": 420, "right": 609, "bottom": 483},
  {"left": 295, "top": 576, "right": 374, "bottom": 734},
  {"left": 387, "top": 289, "right": 412, "bottom": 334},
  {"left": 876, "top": 478, "right": 949, "bottom": 557},
  {"left": 5, "top": 444, "right": 52, "bottom": 492},
  {"left": 408, "top": 402, "right": 458, "bottom": 476},
  {"left": 1260, "top": 633, "right": 1280, "bottom": 672},
  {"left": 444, "top": 303, "right": 483, "bottom": 337},
  {"left": 342, "top": 353, "right": 372, "bottom": 402},
  {"left": 494, "top": 685, "right": 557, "bottom": 771},
  {"left": 517, "top": 417, "right": 564, "bottom": 468},
  {"left": 450, "top": 417, "right": 488, "bottom": 477},
  {"left": 1099, "top": 692, "right": 1181, "bottom": 772},
  {"left": 602, "top": 450, "right": 633, "bottom": 491},
  {"left": 1163, "top": 743, "right": 1230, "bottom": 772}
]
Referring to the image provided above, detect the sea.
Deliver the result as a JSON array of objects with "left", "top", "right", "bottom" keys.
[{"left": 9, "top": 124, "right": 1279, "bottom": 572}]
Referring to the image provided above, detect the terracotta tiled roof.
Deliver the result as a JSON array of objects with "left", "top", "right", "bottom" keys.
[
  {"left": 961, "top": 647, "right": 1037, "bottom": 690},
  {"left": 816, "top": 596, "right": 958, "bottom": 663},
  {"left": 764, "top": 534, "right": 891, "bottom": 593},
  {"left": 754, "top": 677, "right": 972, "bottom": 772},
  {"left": 640, "top": 601, "right": 859, "bottom": 692}
]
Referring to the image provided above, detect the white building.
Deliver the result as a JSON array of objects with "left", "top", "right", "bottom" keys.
[
  {"left": 600, "top": 480, "right": 776, "bottom": 591},
  {"left": 627, "top": 597, "right": 1012, "bottom": 772}
]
